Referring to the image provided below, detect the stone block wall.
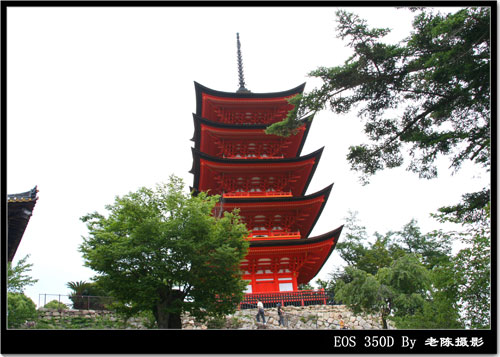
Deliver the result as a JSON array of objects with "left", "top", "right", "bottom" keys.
[
  {"left": 37, "top": 308, "right": 148, "bottom": 329},
  {"left": 184, "top": 304, "right": 395, "bottom": 330},
  {"left": 37, "top": 304, "right": 395, "bottom": 330},
  {"left": 38, "top": 307, "right": 112, "bottom": 319}
]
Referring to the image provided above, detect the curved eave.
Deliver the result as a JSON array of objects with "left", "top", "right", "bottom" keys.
[
  {"left": 223, "top": 184, "right": 333, "bottom": 238},
  {"left": 192, "top": 112, "right": 313, "bottom": 131},
  {"left": 191, "top": 146, "right": 323, "bottom": 165},
  {"left": 195, "top": 82, "right": 306, "bottom": 118},
  {"left": 195, "top": 82, "right": 306, "bottom": 115},
  {"left": 191, "top": 113, "right": 314, "bottom": 157},
  {"left": 249, "top": 225, "right": 342, "bottom": 248},
  {"left": 223, "top": 183, "right": 332, "bottom": 205},
  {"left": 248, "top": 225, "right": 343, "bottom": 284},
  {"left": 195, "top": 81, "right": 306, "bottom": 98},
  {"left": 190, "top": 147, "right": 324, "bottom": 196},
  {"left": 8, "top": 187, "right": 38, "bottom": 262},
  {"left": 298, "top": 225, "right": 343, "bottom": 284},
  {"left": 295, "top": 114, "right": 314, "bottom": 157},
  {"left": 7, "top": 186, "right": 38, "bottom": 203}
]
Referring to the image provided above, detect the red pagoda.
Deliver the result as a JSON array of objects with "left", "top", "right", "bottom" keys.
[{"left": 190, "top": 34, "right": 342, "bottom": 294}]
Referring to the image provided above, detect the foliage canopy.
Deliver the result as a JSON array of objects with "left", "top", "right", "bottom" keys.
[
  {"left": 7, "top": 292, "right": 38, "bottom": 328},
  {"left": 79, "top": 175, "right": 249, "bottom": 328},
  {"left": 326, "top": 209, "right": 489, "bottom": 329},
  {"left": 267, "top": 7, "right": 490, "bottom": 187},
  {"left": 7, "top": 255, "right": 38, "bottom": 293}
]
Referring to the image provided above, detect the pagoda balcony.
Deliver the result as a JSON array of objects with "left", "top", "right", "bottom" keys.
[
  {"left": 239, "top": 289, "right": 332, "bottom": 309},
  {"left": 247, "top": 230, "right": 301, "bottom": 240},
  {"left": 223, "top": 190, "right": 293, "bottom": 198},
  {"left": 223, "top": 154, "right": 285, "bottom": 159}
]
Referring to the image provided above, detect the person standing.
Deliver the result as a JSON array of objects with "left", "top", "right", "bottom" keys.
[
  {"left": 339, "top": 314, "right": 346, "bottom": 329},
  {"left": 256, "top": 300, "right": 266, "bottom": 324},
  {"left": 277, "top": 302, "right": 285, "bottom": 327}
]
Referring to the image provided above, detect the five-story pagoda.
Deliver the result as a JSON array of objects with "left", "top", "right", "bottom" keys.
[{"left": 190, "top": 34, "right": 342, "bottom": 294}]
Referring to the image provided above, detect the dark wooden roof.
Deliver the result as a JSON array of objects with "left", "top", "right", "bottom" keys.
[
  {"left": 8, "top": 186, "right": 38, "bottom": 262},
  {"left": 195, "top": 81, "right": 306, "bottom": 100},
  {"left": 194, "top": 81, "right": 306, "bottom": 118}
]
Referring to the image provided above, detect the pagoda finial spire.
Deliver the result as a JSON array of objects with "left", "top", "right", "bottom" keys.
[{"left": 236, "top": 33, "right": 251, "bottom": 93}]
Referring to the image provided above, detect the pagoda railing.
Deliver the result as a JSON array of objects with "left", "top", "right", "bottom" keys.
[
  {"left": 224, "top": 154, "right": 285, "bottom": 159},
  {"left": 239, "top": 289, "right": 335, "bottom": 309},
  {"left": 248, "top": 230, "right": 301, "bottom": 240},
  {"left": 223, "top": 191, "right": 292, "bottom": 198}
]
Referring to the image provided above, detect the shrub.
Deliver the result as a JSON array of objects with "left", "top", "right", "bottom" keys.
[
  {"left": 7, "top": 292, "right": 37, "bottom": 328},
  {"left": 206, "top": 315, "right": 227, "bottom": 329},
  {"left": 227, "top": 316, "right": 243, "bottom": 329},
  {"left": 67, "top": 281, "right": 112, "bottom": 310},
  {"left": 44, "top": 300, "right": 68, "bottom": 310}
]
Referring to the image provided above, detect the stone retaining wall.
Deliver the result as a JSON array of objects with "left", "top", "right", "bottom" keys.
[
  {"left": 184, "top": 304, "right": 395, "bottom": 330},
  {"left": 38, "top": 307, "right": 113, "bottom": 319},
  {"left": 38, "top": 304, "right": 395, "bottom": 330},
  {"left": 37, "top": 308, "right": 147, "bottom": 329}
]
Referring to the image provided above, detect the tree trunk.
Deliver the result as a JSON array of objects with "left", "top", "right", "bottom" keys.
[
  {"left": 168, "top": 311, "right": 182, "bottom": 329},
  {"left": 153, "top": 288, "right": 184, "bottom": 329}
]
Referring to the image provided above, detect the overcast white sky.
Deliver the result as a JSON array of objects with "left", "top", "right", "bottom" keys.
[{"left": 7, "top": 6, "right": 488, "bottom": 306}]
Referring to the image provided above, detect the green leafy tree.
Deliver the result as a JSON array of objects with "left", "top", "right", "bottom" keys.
[
  {"left": 356, "top": 233, "right": 397, "bottom": 275},
  {"left": 43, "top": 300, "right": 68, "bottom": 310},
  {"left": 377, "top": 254, "right": 431, "bottom": 318},
  {"left": 7, "top": 292, "right": 38, "bottom": 328},
  {"left": 389, "top": 219, "right": 452, "bottom": 269},
  {"left": 79, "top": 175, "right": 249, "bottom": 329},
  {"left": 335, "top": 254, "right": 431, "bottom": 329},
  {"left": 267, "top": 7, "right": 490, "bottom": 215},
  {"left": 334, "top": 267, "right": 385, "bottom": 321},
  {"left": 7, "top": 255, "right": 39, "bottom": 329},
  {"left": 433, "top": 203, "right": 491, "bottom": 329},
  {"left": 7, "top": 255, "right": 38, "bottom": 293},
  {"left": 298, "top": 283, "right": 314, "bottom": 290},
  {"left": 437, "top": 187, "right": 490, "bottom": 224},
  {"left": 394, "top": 263, "right": 462, "bottom": 329},
  {"left": 314, "top": 278, "right": 330, "bottom": 291},
  {"left": 330, "top": 211, "right": 462, "bottom": 328},
  {"left": 334, "top": 211, "right": 369, "bottom": 267},
  {"left": 335, "top": 212, "right": 450, "bottom": 274}
]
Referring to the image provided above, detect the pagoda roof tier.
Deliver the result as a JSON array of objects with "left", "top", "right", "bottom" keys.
[
  {"left": 243, "top": 226, "right": 343, "bottom": 285},
  {"left": 191, "top": 113, "right": 313, "bottom": 159},
  {"left": 190, "top": 147, "right": 323, "bottom": 197},
  {"left": 219, "top": 185, "right": 333, "bottom": 240},
  {"left": 195, "top": 82, "right": 305, "bottom": 125},
  {"left": 8, "top": 186, "right": 38, "bottom": 262}
]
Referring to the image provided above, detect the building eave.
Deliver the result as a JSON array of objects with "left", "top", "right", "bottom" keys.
[
  {"left": 7, "top": 186, "right": 38, "bottom": 262},
  {"left": 195, "top": 81, "right": 306, "bottom": 117},
  {"left": 190, "top": 147, "right": 324, "bottom": 195},
  {"left": 249, "top": 225, "right": 342, "bottom": 248},
  {"left": 222, "top": 184, "right": 333, "bottom": 238},
  {"left": 248, "top": 225, "right": 343, "bottom": 284}
]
